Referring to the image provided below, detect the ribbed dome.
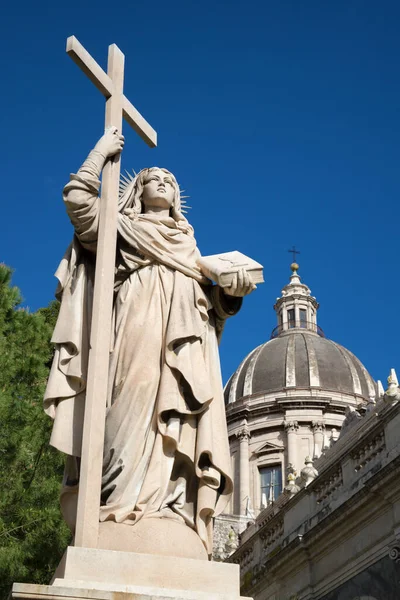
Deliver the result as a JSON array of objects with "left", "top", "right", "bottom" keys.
[{"left": 225, "top": 330, "right": 377, "bottom": 405}]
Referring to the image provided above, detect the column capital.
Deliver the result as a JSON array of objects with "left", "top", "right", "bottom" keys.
[
  {"left": 284, "top": 420, "right": 299, "bottom": 433},
  {"left": 312, "top": 420, "right": 325, "bottom": 433},
  {"left": 236, "top": 427, "right": 250, "bottom": 441}
]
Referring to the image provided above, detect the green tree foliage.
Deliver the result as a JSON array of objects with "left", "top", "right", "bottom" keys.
[{"left": 0, "top": 264, "right": 71, "bottom": 598}]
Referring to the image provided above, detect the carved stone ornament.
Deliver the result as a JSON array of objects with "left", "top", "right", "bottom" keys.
[
  {"left": 284, "top": 473, "right": 300, "bottom": 497},
  {"left": 236, "top": 427, "right": 251, "bottom": 442},
  {"left": 384, "top": 374, "right": 400, "bottom": 404},
  {"left": 300, "top": 456, "right": 318, "bottom": 487},
  {"left": 284, "top": 420, "right": 299, "bottom": 433},
  {"left": 388, "top": 527, "right": 400, "bottom": 562},
  {"left": 254, "top": 440, "right": 285, "bottom": 457},
  {"left": 338, "top": 405, "right": 362, "bottom": 439},
  {"left": 312, "top": 420, "right": 325, "bottom": 433},
  {"left": 214, "top": 527, "right": 239, "bottom": 562},
  {"left": 389, "top": 543, "right": 400, "bottom": 563}
]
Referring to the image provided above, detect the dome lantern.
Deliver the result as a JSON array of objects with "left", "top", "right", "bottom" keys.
[{"left": 272, "top": 262, "right": 321, "bottom": 339}]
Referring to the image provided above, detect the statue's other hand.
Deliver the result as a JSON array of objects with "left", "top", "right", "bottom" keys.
[
  {"left": 223, "top": 268, "right": 256, "bottom": 297},
  {"left": 95, "top": 126, "right": 125, "bottom": 158}
]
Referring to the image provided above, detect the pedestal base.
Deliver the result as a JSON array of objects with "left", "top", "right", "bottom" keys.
[
  {"left": 12, "top": 546, "right": 252, "bottom": 600},
  {"left": 97, "top": 518, "right": 208, "bottom": 560}
]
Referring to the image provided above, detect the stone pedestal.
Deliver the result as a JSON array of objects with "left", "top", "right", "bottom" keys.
[
  {"left": 97, "top": 519, "right": 208, "bottom": 560},
  {"left": 12, "top": 546, "right": 251, "bottom": 600}
]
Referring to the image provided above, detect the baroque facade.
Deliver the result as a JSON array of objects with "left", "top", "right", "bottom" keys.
[{"left": 214, "top": 264, "right": 400, "bottom": 599}]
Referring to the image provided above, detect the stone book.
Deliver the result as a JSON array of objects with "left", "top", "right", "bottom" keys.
[{"left": 198, "top": 251, "right": 264, "bottom": 287}]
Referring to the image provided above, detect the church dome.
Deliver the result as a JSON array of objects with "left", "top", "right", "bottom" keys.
[
  {"left": 225, "top": 263, "right": 377, "bottom": 405},
  {"left": 225, "top": 330, "right": 377, "bottom": 404}
]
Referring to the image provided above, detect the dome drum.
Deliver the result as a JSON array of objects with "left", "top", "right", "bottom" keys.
[{"left": 270, "top": 322, "right": 325, "bottom": 339}]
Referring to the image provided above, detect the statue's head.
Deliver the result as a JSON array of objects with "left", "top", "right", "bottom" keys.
[
  {"left": 119, "top": 167, "right": 188, "bottom": 223},
  {"left": 141, "top": 168, "right": 176, "bottom": 211}
]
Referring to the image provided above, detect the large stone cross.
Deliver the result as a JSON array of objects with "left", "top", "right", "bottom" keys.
[{"left": 66, "top": 36, "right": 157, "bottom": 548}]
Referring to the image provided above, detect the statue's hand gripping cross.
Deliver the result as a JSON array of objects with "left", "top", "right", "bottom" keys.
[{"left": 66, "top": 36, "right": 157, "bottom": 549}]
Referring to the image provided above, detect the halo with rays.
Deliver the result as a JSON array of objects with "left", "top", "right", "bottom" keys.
[
  {"left": 119, "top": 169, "right": 192, "bottom": 212},
  {"left": 119, "top": 169, "right": 137, "bottom": 198},
  {"left": 179, "top": 188, "right": 192, "bottom": 213}
]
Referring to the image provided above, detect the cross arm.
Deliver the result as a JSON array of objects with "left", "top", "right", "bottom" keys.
[
  {"left": 123, "top": 97, "right": 157, "bottom": 147},
  {"left": 66, "top": 36, "right": 113, "bottom": 98},
  {"left": 66, "top": 36, "right": 157, "bottom": 148}
]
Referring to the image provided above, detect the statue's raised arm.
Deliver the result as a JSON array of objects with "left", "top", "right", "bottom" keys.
[{"left": 63, "top": 128, "right": 125, "bottom": 251}]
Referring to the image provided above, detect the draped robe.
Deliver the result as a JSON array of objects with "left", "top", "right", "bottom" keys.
[{"left": 44, "top": 168, "right": 240, "bottom": 555}]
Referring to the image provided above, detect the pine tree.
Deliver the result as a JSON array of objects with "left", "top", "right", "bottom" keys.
[{"left": 0, "top": 265, "right": 71, "bottom": 599}]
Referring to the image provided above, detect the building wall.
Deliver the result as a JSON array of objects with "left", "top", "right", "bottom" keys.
[
  {"left": 319, "top": 556, "right": 400, "bottom": 600},
  {"left": 226, "top": 397, "right": 346, "bottom": 517},
  {"left": 228, "top": 400, "right": 400, "bottom": 600}
]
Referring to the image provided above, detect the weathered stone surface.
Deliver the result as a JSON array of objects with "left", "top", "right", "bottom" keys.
[
  {"left": 12, "top": 582, "right": 252, "bottom": 600},
  {"left": 50, "top": 547, "right": 242, "bottom": 597},
  {"left": 97, "top": 519, "right": 208, "bottom": 560},
  {"left": 213, "top": 514, "right": 253, "bottom": 561}
]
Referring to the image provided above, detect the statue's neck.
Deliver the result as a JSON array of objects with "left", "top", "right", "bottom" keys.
[{"left": 144, "top": 206, "right": 171, "bottom": 219}]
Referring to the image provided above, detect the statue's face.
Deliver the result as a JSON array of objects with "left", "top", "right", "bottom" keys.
[{"left": 141, "top": 169, "right": 175, "bottom": 210}]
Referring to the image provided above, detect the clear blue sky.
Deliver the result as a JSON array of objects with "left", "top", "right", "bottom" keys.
[{"left": 1, "top": 1, "right": 399, "bottom": 385}]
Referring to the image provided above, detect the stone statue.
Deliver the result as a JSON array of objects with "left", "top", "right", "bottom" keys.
[
  {"left": 44, "top": 128, "right": 256, "bottom": 558},
  {"left": 384, "top": 369, "right": 400, "bottom": 404}
]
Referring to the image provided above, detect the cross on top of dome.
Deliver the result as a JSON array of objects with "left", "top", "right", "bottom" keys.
[{"left": 288, "top": 245, "right": 300, "bottom": 263}]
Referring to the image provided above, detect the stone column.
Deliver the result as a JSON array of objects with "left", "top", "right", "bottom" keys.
[
  {"left": 312, "top": 420, "right": 325, "bottom": 458},
  {"left": 282, "top": 307, "right": 288, "bottom": 333},
  {"left": 306, "top": 303, "right": 311, "bottom": 325},
  {"left": 236, "top": 427, "right": 251, "bottom": 515},
  {"left": 284, "top": 420, "right": 299, "bottom": 472},
  {"left": 294, "top": 299, "right": 299, "bottom": 328}
]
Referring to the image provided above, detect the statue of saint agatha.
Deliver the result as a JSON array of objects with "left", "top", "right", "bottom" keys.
[{"left": 44, "top": 128, "right": 255, "bottom": 557}]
